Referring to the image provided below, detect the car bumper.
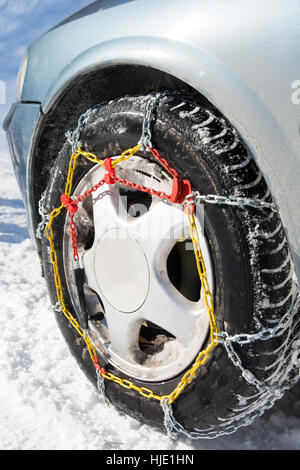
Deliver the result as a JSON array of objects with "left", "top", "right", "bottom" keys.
[{"left": 4, "top": 102, "right": 42, "bottom": 242}]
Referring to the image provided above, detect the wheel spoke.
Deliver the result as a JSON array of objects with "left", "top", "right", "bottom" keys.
[
  {"left": 81, "top": 247, "right": 99, "bottom": 294},
  {"left": 142, "top": 274, "right": 205, "bottom": 345},
  {"left": 127, "top": 200, "right": 190, "bottom": 265},
  {"left": 104, "top": 306, "right": 144, "bottom": 361}
]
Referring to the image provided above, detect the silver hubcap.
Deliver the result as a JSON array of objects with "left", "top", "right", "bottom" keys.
[
  {"left": 93, "top": 230, "right": 149, "bottom": 312},
  {"left": 63, "top": 156, "right": 214, "bottom": 382}
]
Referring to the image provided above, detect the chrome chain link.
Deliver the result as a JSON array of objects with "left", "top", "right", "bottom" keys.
[
  {"left": 162, "top": 293, "right": 300, "bottom": 439},
  {"left": 138, "top": 91, "right": 171, "bottom": 149},
  {"left": 36, "top": 190, "right": 50, "bottom": 239},
  {"left": 65, "top": 101, "right": 107, "bottom": 153},
  {"left": 215, "top": 294, "right": 300, "bottom": 396},
  {"left": 215, "top": 294, "right": 300, "bottom": 346},
  {"left": 184, "top": 191, "right": 277, "bottom": 212},
  {"left": 161, "top": 386, "right": 287, "bottom": 440}
]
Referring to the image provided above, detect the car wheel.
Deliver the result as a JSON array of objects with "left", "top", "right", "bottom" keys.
[{"left": 40, "top": 93, "right": 299, "bottom": 436}]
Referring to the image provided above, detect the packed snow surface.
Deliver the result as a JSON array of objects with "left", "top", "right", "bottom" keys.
[{"left": 0, "top": 150, "right": 299, "bottom": 450}]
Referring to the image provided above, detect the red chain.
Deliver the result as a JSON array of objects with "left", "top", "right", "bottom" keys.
[
  {"left": 147, "top": 146, "right": 192, "bottom": 205},
  {"left": 75, "top": 178, "right": 106, "bottom": 203},
  {"left": 114, "top": 176, "right": 170, "bottom": 199},
  {"left": 93, "top": 355, "right": 107, "bottom": 377},
  {"left": 69, "top": 214, "right": 79, "bottom": 262},
  {"left": 147, "top": 146, "right": 179, "bottom": 178},
  {"left": 61, "top": 148, "right": 193, "bottom": 262}
]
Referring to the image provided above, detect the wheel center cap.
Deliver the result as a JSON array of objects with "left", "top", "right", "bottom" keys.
[{"left": 94, "top": 228, "right": 150, "bottom": 313}]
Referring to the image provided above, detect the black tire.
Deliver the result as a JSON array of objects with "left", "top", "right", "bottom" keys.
[{"left": 41, "top": 92, "right": 299, "bottom": 436}]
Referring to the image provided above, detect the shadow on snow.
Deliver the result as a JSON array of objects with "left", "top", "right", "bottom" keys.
[{"left": 0, "top": 197, "right": 29, "bottom": 243}]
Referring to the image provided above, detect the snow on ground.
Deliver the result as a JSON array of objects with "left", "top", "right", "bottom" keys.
[{"left": 0, "top": 149, "right": 299, "bottom": 450}]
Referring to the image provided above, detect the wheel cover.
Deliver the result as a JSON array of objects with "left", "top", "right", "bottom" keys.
[{"left": 63, "top": 156, "right": 214, "bottom": 382}]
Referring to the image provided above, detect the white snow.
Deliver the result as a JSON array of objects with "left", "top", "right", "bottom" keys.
[{"left": 0, "top": 149, "right": 299, "bottom": 450}]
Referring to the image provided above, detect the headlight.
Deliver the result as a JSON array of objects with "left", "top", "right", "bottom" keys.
[{"left": 16, "top": 51, "right": 28, "bottom": 101}]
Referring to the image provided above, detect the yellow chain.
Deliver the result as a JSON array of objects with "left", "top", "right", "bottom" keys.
[
  {"left": 112, "top": 144, "right": 141, "bottom": 167},
  {"left": 45, "top": 151, "right": 100, "bottom": 365},
  {"left": 103, "top": 371, "right": 168, "bottom": 400},
  {"left": 75, "top": 144, "right": 141, "bottom": 168},
  {"left": 166, "top": 207, "right": 218, "bottom": 404},
  {"left": 45, "top": 146, "right": 218, "bottom": 405},
  {"left": 45, "top": 205, "right": 99, "bottom": 364},
  {"left": 185, "top": 208, "right": 218, "bottom": 341},
  {"left": 65, "top": 151, "right": 80, "bottom": 198}
]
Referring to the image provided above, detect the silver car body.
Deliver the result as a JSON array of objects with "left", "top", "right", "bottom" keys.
[{"left": 4, "top": 0, "right": 300, "bottom": 281}]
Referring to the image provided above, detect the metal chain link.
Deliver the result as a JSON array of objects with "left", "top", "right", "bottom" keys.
[
  {"left": 65, "top": 101, "right": 107, "bottom": 152},
  {"left": 163, "top": 293, "right": 300, "bottom": 439},
  {"left": 138, "top": 92, "right": 165, "bottom": 149},
  {"left": 215, "top": 294, "right": 300, "bottom": 345},
  {"left": 215, "top": 294, "right": 300, "bottom": 394},
  {"left": 138, "top": 90, "right": 183, "bottom": 149},
  {"left": 96, "top": 369, "right": 111, "bottom": 406},
  {"left": 36, "top": 191, "right": 50, "bottom": 239},
  {"left": 160, "top": 386, "right": 287, "bottom": 440},
  {"left": 184, "top": 191, "right": 277, "bottom": 212}
]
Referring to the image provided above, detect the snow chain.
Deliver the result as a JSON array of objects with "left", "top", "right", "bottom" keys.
[{"left": 40, "top": 91, "right": 300, "bottom": 439}]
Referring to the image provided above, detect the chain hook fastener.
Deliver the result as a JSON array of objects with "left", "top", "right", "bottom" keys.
[
  {"left": 103, "top": 157, "right": 116, "bottom": 184},
  {"left": 181, "top": 190, "right": 195, "bottom": 214},
  {"left": 61, "top": 193, "right": 78, "bottom": 214},
  {"left": 168, "top": 177, "right": 192, "bottom": 204},
  {"left": 92, "top": 356, "right": 107, "bottom": 377}
]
